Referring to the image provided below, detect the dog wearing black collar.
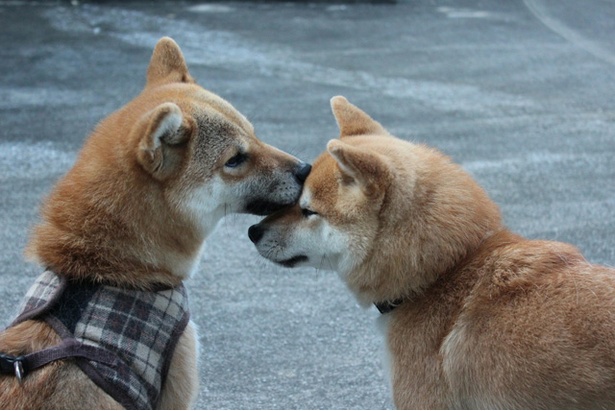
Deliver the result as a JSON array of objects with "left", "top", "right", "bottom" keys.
[{"left": 250, "top": 96, "right": 615, "bottom": 409}]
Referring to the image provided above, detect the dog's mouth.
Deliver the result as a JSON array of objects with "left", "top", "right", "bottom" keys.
[
  {"left": 278, "top": 255, "right": 308, "bottom": 268},
  {"left": 245, "top": 199, "right": 294, "bottom": 216}
]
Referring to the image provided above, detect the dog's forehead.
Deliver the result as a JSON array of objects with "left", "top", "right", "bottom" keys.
[
  {"left": 302, "top": 155, "right": 339, "bottom": 205},
  {"left": 189, "top": 89, "right": 254, "bottom": 135}
]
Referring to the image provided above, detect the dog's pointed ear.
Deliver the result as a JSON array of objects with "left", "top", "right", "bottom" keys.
[
  {"left": 146, "top": 37, "right": 196, "bottom": 87},
  {"left": 135, "top": 103, "right": 193, "bottom": 179},
  {"left": 330, "top": 96, "right": 388, "bottom": 138},
  {"left": 327, "top": 139, "right": 390, "bottom": 196}
]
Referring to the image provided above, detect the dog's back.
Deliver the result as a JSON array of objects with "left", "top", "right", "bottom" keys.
[{"left": 388, "top": 230, "right": 615, "bottom": 408}]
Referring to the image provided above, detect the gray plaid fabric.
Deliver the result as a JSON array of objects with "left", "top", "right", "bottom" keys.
[
  {"left": 13, "top": 270, "right": 64, "bottom": 323},
  {"left": 12, "top": 270, "right": 190, "bottom": 410}
]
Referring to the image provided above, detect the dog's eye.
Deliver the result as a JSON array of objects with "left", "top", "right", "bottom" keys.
[
  {"left": 225, "top": 153, "right": 247, "bottom": 168},
  {"left": 301, "top": 208, "right": 318, "bottom": 218}
]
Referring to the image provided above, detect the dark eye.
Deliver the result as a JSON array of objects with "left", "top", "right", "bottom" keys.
[
  {"left": 225, "top": 152, "right": 247, "bottom": 168},
  {"left": 301, "top": 208, "right": 318, "bottom": 218}
]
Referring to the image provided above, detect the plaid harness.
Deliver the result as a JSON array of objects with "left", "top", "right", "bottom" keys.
[{"left": 3, "top": 270, "right": 190, "bottom": 409}]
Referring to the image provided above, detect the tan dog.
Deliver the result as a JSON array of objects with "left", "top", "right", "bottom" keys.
[
  {"left": 0, "top": 37, "right": 310, "bottom": 409},
  {"left": 250, "top": 96, "right": 615, "bottom": 409}
]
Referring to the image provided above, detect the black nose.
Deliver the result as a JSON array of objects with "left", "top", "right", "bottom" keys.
[
  {"left": 294, "top": 162, "right": 312, "bottom": 184},
  {"left": 248, "top": 224, "right": 264, "bottom": 244}
]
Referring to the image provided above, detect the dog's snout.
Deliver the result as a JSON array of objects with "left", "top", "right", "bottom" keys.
[
  {"left": 248, "top": 224, "right": 264, "bottom": 244},
  {"left": 294, "top": 163, "right": 312, "bottom": 184}
]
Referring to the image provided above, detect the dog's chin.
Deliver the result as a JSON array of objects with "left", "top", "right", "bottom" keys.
[
  {"left": 277, "top": 255, "right": 308, "bottom": 268},
  {"left": 245, "top": 199, "right": 294, "bottom": 216}
]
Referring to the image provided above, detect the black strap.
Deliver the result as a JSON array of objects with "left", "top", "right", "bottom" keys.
[{"left": 0, "top": 339, "right": 117, "bottom": 382}]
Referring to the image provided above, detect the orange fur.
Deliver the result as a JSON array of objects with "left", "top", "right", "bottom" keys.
[
  {"left": 251, "top": 96, "right": 615, "bottom": 409},
  {"left": 2, "top": 37, "right": 308, "bottom": 409}
]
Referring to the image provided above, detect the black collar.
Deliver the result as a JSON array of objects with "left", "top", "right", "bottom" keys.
[{"left": 374, "top": 298, "right": 405, "bottom": 314}]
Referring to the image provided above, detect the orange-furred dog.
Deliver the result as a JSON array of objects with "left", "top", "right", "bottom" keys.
[
  {"left": 0, "top": 37, "right": 309, "bottom": 409},
  {"left": 250, "top": 96, "right": 615, "bottom": 409}
]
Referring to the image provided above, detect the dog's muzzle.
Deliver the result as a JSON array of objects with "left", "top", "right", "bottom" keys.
[{"left": 245, "top": 162, "right": 312, "bottom": 216}]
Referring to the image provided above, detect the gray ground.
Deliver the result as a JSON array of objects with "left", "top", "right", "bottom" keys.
[{"left": 1, "top": 0, "right": 614, "bottom": 409}]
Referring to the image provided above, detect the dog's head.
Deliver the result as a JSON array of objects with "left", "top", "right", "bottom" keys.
[
  {"left": 132, "top": 37, "right": 311, "bottom": 225},
  {"left": 249, "top": 96, "right": 501, "bottom": 303},
  {"left": 27, "top": 37, "right": 310, "bottom": 286}
]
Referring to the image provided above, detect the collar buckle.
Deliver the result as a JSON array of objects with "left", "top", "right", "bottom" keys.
[{"left": 0, "top": 353, "right": 26, "bottom": 383}]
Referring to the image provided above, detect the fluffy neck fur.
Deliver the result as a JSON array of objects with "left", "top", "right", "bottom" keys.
[{"left": 26, "top": 119, "right": 203, "bottom": 290}]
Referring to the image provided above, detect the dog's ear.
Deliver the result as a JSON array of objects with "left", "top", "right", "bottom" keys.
[
  {"left": 330, "top": 96, "right": 388, "bottom": 138},
  {"left": 146, "top": 37, "right": 196, "bottom": 87},
  {"left": 135, "top": 103, "right": 194, "bottom": 179},
  {"left": 327, "top": 139, "right": 390, "bottom": 196}
]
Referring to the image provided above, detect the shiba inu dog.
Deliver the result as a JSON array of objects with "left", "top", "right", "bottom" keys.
[
  {"left": 250, "top": 96, "right": 615, "bottom": 409},
  {"left": 0, "top": 37, "right": 310, "bottom": 409}
]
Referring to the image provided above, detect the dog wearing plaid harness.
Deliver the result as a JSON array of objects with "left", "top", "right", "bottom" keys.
[
  {"left": 4, "top": 271, "right": 189, "bottom": 409},
  {"left": 0, "top": 36, "right": 309, "bottom": 408}
]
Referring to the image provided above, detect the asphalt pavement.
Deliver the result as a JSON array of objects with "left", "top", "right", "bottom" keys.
[{"left": 1, "top": 0, "right": 614, "bottom": 409}]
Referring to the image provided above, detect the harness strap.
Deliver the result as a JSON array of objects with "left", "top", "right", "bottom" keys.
[{"left": 0, "top": 339, "right": 118, "bottom": 383}]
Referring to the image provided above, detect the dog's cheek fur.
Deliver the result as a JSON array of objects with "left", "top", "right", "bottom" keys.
[
  {"left": 313, "top": 221, "right": 356, "bottom": 273},
  {"left": 307, "top": 159, "right": 385, "bottom": 275},
  {"left": 287, "top": 218, "right": 351, "bottom": 271},
  {"left": 170, "top": 181, "right": 224, "bottom": 245}
]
